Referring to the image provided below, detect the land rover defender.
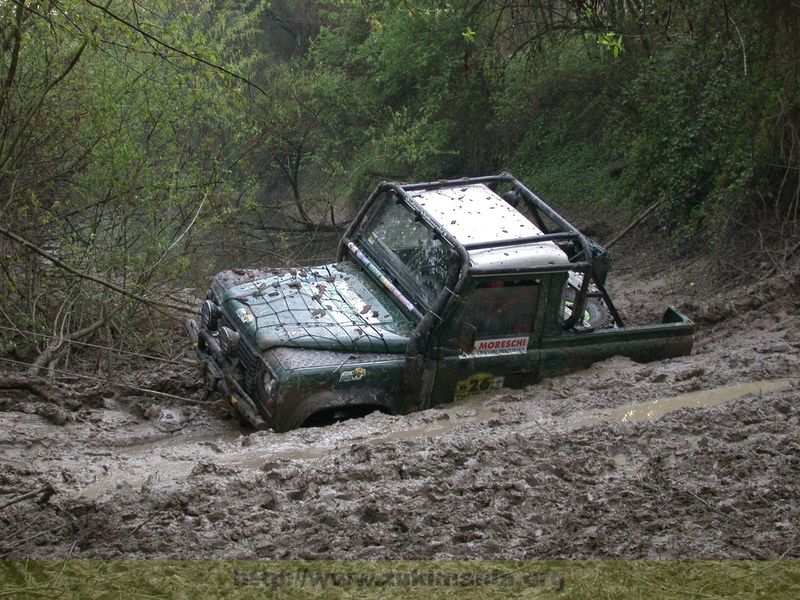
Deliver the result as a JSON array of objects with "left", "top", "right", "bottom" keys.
[{"left": 187, "top": 174, "right": 694, "bottom": 430}]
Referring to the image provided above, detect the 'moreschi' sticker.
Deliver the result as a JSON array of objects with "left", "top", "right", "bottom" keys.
[{"left": 473, "top": 336, "right": 529, "bottom": 354}]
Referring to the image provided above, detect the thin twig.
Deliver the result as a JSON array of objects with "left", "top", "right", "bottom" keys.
[
  {"left": 0, "top": 356, "right": 207, "bottom": 404},
  {"left": 604, "top": 198, "right": 667, "bottom": 250},
  {"left": 727, "top": 15, "right": 748, "bottom": 77},
  {"left": 138, "top": 192, "right": 208, "bottom": 276},
  {"left": 529, "top": 418, "right": 553, "bottom": 436},
  {"left": 0, "top": 485, "right": 55, "bottom": 511},
  {"left": 119, "top": 503, "right": 169, "bottom": 542},
  {"left": 0, "top": 524, "right": 69, "bottom": 559},
  {"left": 81, "top": 0, "right": 269, "bottom": 96}
]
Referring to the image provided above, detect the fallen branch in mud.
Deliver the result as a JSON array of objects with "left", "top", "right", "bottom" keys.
[
  {"left": 119, "top": 503, "right": 170, "bottom": 542},
  {"left": 1, "top": 355, "right": 211, "bottom": 409},
  {"left": 0, "top": 523, "right": 69, "bottom": 559},
  {"left": 1, "top": 369, "right": 118, "bottom": 407},
  {"left": 604, "top": 198, "right": 667, "bottom": 250},
  {"left": 0, "top": 224, "right": 196, "bottom": 314},
  {"left": 0, "top": 376, "right": 58, "bottom": 403},
  {"left": 28, "top": 317, "right": 107, "bottom": 376},
  {"left": 765, "top": 238, "right": 800, "bottom": 277},
  {"left": 0, "top": 484, "right": 55, "bottom": 512}
]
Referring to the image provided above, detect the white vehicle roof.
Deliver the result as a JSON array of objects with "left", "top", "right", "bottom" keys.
[{"left": 408, "top": 183, "right": 571, "bottom": 271}]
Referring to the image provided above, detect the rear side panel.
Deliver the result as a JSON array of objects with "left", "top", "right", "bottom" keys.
[{"left": 539, "top": 307, "right": 694, "bottom": 378}]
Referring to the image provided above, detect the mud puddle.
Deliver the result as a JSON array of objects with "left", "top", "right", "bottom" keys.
[
  {"left": 78, "top": 403, "right": 497, "bottom": 499},
  {"left": 609, "top": 377, "right": 797, "bottom": 423},
  {"left": 517, "top": 377, "right": 798, "bottom": 435},
  {"left": 78, "top": 378, "right": 795, "bottom": 500}
]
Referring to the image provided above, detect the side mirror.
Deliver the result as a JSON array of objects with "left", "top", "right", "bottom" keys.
[{"left": 459, "top": 322, "right": 477, "bottom": 354}]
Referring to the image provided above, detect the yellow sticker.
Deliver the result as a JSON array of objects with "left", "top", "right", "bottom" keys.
[
  {"left": 455, "top": 372, "right": 505, "bottom": 398},
  {"left": 339, "top": 367, "right": 367, "bottom": 383}
]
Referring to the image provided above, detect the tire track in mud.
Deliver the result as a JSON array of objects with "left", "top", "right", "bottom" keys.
[
  {"left": 76, "top": 376, "right": 798, "bottom": 501},
  {"left": 59, "top": 380, "right": 798, "bottom": 560}
]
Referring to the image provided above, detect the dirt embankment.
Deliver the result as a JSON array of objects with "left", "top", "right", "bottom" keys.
[{"left": 1, "top": 238, "right": 799, "bottom": 560}]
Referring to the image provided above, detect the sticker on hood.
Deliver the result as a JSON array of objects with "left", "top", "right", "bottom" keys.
[{"left": 236, "top": 307, "right": 254, "bottom": 324}]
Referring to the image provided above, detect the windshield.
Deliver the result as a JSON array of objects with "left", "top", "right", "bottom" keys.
[{"left": 355, "top": 193, "right": 451, "bottom": 310}]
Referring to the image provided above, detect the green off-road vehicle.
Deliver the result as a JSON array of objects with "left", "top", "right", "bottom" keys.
[{"left": 188, "top": 174, "right": 694, "bottom": 431}]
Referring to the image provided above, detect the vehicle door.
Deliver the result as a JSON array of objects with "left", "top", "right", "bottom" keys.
[{"left": 431, "top": 276, "right": 544, "bottom": 403}]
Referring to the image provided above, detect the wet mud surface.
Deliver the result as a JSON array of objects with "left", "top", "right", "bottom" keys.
[{"left": 2, "top": 241, "right": 800, "bottom": 559}]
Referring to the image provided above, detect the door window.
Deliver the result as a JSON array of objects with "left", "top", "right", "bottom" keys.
[{"left": 459, "top": 280, "right": 540, "bottom": 353}]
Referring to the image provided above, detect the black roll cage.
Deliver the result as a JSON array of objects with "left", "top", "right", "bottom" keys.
[{"left": 336, "top": 173, "right": 624, "bottom": 398}]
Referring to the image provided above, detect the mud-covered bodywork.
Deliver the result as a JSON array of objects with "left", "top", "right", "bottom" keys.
[
  {"left": 209, "top": 263, "right": 412, "bottom": 353},
  {"left": 189, "top": 262, "right": 413, "bottom": 430},
  {"left": 188, "top": 173, "right": 694, "bottom": 431}
]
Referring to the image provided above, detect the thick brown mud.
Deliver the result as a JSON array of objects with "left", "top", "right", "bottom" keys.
[{"left": 1, "top": 240, "right": 799, "bottom": 559}]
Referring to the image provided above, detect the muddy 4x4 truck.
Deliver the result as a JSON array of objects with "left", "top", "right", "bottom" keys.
[{"left": 188, "top": 174, "right": 694, "bottom": 431}]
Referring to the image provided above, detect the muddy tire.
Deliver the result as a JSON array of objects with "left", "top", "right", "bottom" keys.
[
  {"left": 563, "top": 290, "right": 612, "bottom": 329},
  {"left": 583, "top": 298, "right": 612, "bottom": 329}
]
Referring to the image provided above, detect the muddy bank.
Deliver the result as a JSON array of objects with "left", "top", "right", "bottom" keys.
[{"left": 1, "top": 245, "right": 799, "bottom": 560}]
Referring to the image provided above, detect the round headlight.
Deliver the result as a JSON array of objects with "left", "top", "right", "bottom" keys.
[
  {"left": 218, "top": 326, "right": 240, "bottom": 356},
  {"left": 260, "top": 369, "right": 278, "bottom": 403},
  {"left": 262, "top": 370, "right": 275, "bottom": 396},
  {"left": 201, "top": 300, "right": 220, "bottom": 331},
  {"left": 258, "top": 369, "right": 278, "bottom": 410}
]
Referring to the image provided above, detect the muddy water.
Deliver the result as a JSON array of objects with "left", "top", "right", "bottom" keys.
[
  {"left": 564, "top": 377, "right": 798, "bottom": 429},
  {"left": 5, "top": 236, "right": 800, "bottom": 560},
  {"left": 77, "top": 377, "right": 796, "bottom": 500},
  {"left": 78, "top": 405, "right": 496, "bottom": 499},
  {"left": 609, "top": 378, "right": 797, "bottom": 423}
]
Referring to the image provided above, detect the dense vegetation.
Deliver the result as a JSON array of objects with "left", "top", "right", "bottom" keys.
[{"left": 1, "top": 0, "right": 798, "bottom": 359}]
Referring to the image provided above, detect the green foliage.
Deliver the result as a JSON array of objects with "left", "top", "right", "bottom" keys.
[
  {"left": 598, "top": 32, "right": 624, "bottom": 58},
  {"left": 498, "top": 1, "right": 798, "bottom": 246},
  {"left": 357, "top": 5, "right": 464, "bottom": 107},
  {"left": 462, "top": 26, "right": 477, "bottom": 43},
  {"left": 611, "top": 38, "right": 756, "bottom": 242},
  {"left": 0, "top": 0, "right": 257, "bottom": 347},
  {"left": 0, "top": 338, "right": 16, "bottom": 358},
  {"left": 497, "top": 43, "right": 628, "bottom": 216},
  {"left": 1, "top": 0, "right": 798, "bottom": 352}
]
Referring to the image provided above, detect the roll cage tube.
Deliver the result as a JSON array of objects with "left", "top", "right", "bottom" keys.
[
  {"left": 336, "top": 174, "right": 623, "bottom": 399},
  {"left": 413, "top": 174, "right": 591, "bottom": 329},
  {"left": 341, "top": 174, "right": 624, "bottom": 327},
  {"left": 338, "top": 182, "right": 470, "bottom": 398},
  {"left": 499, "top": 174, "right": 623, "bottom": 328}
]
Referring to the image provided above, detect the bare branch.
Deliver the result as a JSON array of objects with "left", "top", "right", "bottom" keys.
[
  {"left": 0, "top": 485, "right": 55, "bottom": 511},
  {"left": 81, "top": 0, "right": 270, "bottom": 96},
  {"left": 0, "top": 224, "right": 195, "bottom": 314}
]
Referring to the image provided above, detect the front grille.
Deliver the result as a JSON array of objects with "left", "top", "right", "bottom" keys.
[
  {"left": 237, "top": 336, "right": 261, "bottom": 374},
  {"left": 219, "top": 309, "right": 262, "bottom": 374}
]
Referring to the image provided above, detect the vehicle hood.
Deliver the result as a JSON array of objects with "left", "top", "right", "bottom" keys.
[{"left": 211, "top": 262, "right": 414, "bottom": 353}]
